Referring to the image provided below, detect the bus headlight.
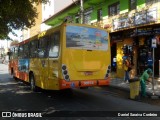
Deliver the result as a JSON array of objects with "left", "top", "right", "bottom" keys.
[{"left": 62, "top": 64, "right": 70, "bottom": 81}]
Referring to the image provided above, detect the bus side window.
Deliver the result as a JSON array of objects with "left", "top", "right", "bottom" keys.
[
  {"left": 14, "top": 47, "right": 18, "bottom": 59},
  {"left": 38, "top": 36, "right": 48, "bottom": 58},
  {"left": 18, "top": 45, "right": 24, "bottom": 59},
  {"left": 30, "top": 40, "right": 38, "bottom": 58},
  {"left": 49, "top": 32, "right": 60, "bottom": 58},
  {"left": 23, "top": 44, "right": 29, "bottom": 58}
]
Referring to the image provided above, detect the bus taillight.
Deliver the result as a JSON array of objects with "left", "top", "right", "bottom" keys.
[
  {"left": 105, "top": 65, "right": 111, "bottom": 79},
  {"left": 62, "top": 64, "right": 70, "bottom": 82}
]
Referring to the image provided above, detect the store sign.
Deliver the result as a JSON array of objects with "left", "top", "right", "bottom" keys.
[
  {"left": 113, "top": 16, "right": 134, "bottom": 30},
  {"left": 135, "top": 11, "right": 147, "bottom": 25},
  {"left": 153, "top": 28, "right": 160, "bottom": 34},
  {"left": 147, "top": 8, "right": 157, "bottom": 23},
  {"left": 137, "top": 28, "right": 152, "bottom": 36},
  {"left": 152, "top": 38, "right": 157, "bottom": 48},
  {"left": 113, "top": 8, "right": 157, "bottom": 31}
]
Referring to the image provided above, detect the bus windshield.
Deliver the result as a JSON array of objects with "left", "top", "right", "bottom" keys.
[{"left": 66, "top": 25, "right": 108, "bottom": 51}]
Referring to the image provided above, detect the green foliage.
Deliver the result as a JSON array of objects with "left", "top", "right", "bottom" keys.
[{"left": 0, "top": 0, "right": 48, "bottom": 40}]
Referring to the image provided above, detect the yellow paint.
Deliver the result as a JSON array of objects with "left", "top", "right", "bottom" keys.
[
  {"left": 38, "top": 31, "right": 46, "bottom": 39},
  {"left": 116, "top": 42, "right": 124, "bottom": 78}
]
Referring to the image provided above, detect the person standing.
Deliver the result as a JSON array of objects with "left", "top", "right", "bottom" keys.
[
  {"left": 123, "top": 56, "right": 131, "bottom": 83},
  {"left": 140, "top": 68, "right": 152, "bottom": 98}
]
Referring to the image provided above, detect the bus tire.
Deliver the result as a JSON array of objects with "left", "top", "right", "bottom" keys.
[
  {"left": 30, "top": 74, "right": 37, "bottom": 92},
  {"left": 12, "top": 69, "right": 17, "bottom": 81}
]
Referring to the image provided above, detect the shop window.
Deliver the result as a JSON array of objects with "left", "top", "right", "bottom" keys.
[
  {"left": 129, "top": 0, "right": 136, "bottom": 11},
  {"left": 108, "top": 2, "right": 120, "bottom": 16},
  {"left": 75, "top": 16, "right": 79, "bottom": 23},
  {"left": 97, "top": 8, "right": 102, "bottom": 21}
]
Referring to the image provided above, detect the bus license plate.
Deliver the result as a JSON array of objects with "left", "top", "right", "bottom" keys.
[{"left": 84, "top": 72, "right": 93, "bottom": 76}]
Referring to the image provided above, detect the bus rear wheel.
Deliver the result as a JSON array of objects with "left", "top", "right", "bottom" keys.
[{"left": 30, "top": 74, "right": 37, "bottom": 92}]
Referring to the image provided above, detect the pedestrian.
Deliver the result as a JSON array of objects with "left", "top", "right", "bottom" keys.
[
  {"left": 123, "top": 56, "right": 132, "bottom": 83},
  {"left": 140, "top": 68, "right": 152, "bottom": 98},
  {"left": 112, "top": 56, "right": 117, "bottom": 71}
]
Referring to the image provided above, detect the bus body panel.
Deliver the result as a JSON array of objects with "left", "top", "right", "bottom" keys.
[
  {"left": 47, "top": 58, "right": 60, "bottom": 90},
  {"left": 59, "top": 23, "right": 111, "bottom": 89},
  {"left": 62, "top": 49, "right": 110, "bottom": 80}
]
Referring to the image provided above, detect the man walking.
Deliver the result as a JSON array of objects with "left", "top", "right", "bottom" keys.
[{"left": 140, "top": 68, "right": 152, "bottom": 98}]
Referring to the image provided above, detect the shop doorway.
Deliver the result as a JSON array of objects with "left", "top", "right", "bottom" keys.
[
  {"left": 137, "top": 39, "right": 160, "bottom": 76},
  {"left": 137, "top": 45, "right": 148, "bottom": 75},
  {"left": 111, "top": 42, "right": 117, "bottom": 72}
]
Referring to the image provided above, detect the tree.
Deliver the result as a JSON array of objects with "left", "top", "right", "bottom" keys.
[{"left": 0, "top": 0, "right": 48, "bottom": 40}]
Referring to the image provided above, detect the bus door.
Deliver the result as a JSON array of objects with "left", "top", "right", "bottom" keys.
[
  {"left": 37, "top": 37, "right": 49, "bottom": 89},
  {"left": 47, "top": 32, "right": 60, "bottom": 90}
]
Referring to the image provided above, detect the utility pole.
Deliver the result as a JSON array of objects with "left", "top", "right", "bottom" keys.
[{"left": 80, "top": 0, "right": 84, "bottom": 24}]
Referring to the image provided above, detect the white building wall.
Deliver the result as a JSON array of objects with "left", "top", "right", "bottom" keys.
[
  {"left": 41, "top": 0, "right": 76, "bottom": 31},
  {"left": 41, "top": 0, "right": 54, "bottom": 31},
  {"left": 54, "top": 0, "right": 74, "bottom": 14}
]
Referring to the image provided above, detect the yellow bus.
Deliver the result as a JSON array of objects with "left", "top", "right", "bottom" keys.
[{"left": 9, "top": 23, "right": 111, "bottom": 91}]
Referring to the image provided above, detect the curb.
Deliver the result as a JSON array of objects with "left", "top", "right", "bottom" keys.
[{"left": 109, "top": 84, "right": 160, "bottom": 99}]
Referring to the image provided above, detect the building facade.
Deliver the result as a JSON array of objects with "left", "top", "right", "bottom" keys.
[
  {"left": 22, "top": 3, "right": 42, "bottom": 40},
  {"left": 43, "top": 0, "right": 160, "bottom": 78}
]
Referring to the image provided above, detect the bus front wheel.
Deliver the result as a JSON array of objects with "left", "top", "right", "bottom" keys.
[{"left": 30, "top": 74, "right": 37, "bottom": 92}]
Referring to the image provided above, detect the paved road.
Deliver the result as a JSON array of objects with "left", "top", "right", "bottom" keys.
[{"left": 0, "top": 63, "right": 160, "bottom": 120}]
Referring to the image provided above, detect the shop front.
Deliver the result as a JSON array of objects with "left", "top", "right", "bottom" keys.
[
  {"left": 110, "top": 26, "right": 160, "bottom": 78},
  {"left": 109, "top": 6, "right": 160, "bottom": 78}
]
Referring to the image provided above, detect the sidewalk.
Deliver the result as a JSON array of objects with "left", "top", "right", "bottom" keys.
[{"left": 110, "top": 77, "right": 160, "bottom": 98}]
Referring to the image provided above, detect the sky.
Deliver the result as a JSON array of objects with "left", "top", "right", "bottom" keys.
[{"left": 0, "top": 30, "right": 22, "bottom": 48}]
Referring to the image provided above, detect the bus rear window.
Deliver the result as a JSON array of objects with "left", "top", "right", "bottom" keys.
[{"left": 66, "top": 25, "right": 108, "bottom": 51}]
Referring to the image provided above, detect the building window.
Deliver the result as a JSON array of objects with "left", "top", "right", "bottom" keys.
[
  {"left": 84, "top": 14, "right": 91, "bottom": 24},
  {"left": 146, "top": 0, "right": 157, "bottom": 6},
  {"left": 108, "top": 2, "right": 120, "bottom": 16},
  {"left": 129, "top": 0, "right": 136, "bottom": 11},
  {"left": 43, "top": 5, "right": 45, "bottom": 11},
  {"left": 49, "top": 1, "right": 51, "bottom": 6},
  {"left": 97, "top": 8, "right": 102, "bottom": 21},
  {"left": 75, "top": 16, "right": 79, "bottom": 23},
  {"left": 84, "top": 8, "right": 93, "bottom": 24}
]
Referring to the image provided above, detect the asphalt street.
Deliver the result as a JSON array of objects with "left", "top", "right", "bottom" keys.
[{"left": 0, "top": 63, "right": 160, "bottom": 120}]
